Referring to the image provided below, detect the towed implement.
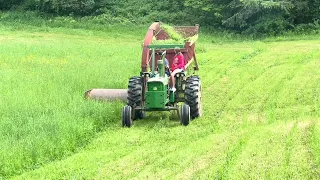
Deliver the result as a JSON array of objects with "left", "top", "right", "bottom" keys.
[{"left": 85, "top": 22, "right": 202, "bottom": 127}]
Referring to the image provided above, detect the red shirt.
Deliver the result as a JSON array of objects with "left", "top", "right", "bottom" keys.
[{"left": 171, "top": 53, "right": 186, "bottom": 71}]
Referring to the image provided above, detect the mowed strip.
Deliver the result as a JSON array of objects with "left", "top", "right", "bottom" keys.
[
  {"left": 13, "top": 127, "right": 244, "bottom": 179},
  {"left": 227, "top": 121, "right": 319, "bottom": 179}
]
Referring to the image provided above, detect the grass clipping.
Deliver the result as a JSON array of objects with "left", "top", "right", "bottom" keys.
[{"left": 151, "top": 23, "right": 196, "bottom": 45}]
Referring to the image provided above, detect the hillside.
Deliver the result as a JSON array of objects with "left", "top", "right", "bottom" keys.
[{"left": 0, "top": 23, "right": 320, "bottom": 179}]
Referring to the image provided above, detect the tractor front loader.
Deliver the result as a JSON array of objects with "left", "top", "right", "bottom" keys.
[{"left": 85, "top": 22, "right": 202, "bottom": 127}]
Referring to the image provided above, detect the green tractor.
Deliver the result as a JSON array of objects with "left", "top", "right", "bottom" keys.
[
  {"left": 85, "top": 22, "right": 202, "bottom": 127},
  {"left": 122, "top": 22, "right": 202, "bottom": 127}
]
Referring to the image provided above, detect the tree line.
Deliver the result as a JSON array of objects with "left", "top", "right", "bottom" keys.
[{"left": 0, "top": 0, "right": 319, "bottom": 35}]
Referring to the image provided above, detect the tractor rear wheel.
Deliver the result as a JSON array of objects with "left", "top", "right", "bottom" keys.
[
  {"left": 185, "top": 75, "right": 202, "bottom": 119},
  {"left": 180, "top": 104, "right": 190, "bottom": 126},
  {"left": 122, "top": 105, "right": 133, "bottom": 127},
  {"left": 127, "top": 76, "right": 145, "bottom": 119}
]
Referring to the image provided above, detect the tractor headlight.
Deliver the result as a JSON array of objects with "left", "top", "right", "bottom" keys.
[
  {"left": 153, "top": 87, "right": 158, "bottom": 91},
  {"left": 176, "top": 74, "right": 180, "bottom": 77}
]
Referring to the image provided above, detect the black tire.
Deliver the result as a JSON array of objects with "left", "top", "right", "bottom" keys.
[
  {"left": 180, "top": 104, "right": 190, "bottom": 126},
  {"left": 136, "top": 111, "right": 146, "bottom": 119},
  {"left": 127, "top": 76, "right": 145, "bottom": 119},
  {"left": 185, "top": 75, "right": 202, "bottom": 119},
  {"left": 122, "top": 105, "right": 133, "bottom": 127}
]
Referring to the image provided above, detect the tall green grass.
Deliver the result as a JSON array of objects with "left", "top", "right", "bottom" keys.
[{"left": 0, "top": 28, "right": 144, "bottom": 177}]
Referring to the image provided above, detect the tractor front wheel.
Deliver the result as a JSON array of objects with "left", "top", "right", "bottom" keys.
[
  {"left": 180, "top": 104, "right": 190, "bottom": 126},
  {"left": 185, "top": 75, "right": 202, "bottom": 119},
  {"left": 122, "top": 105, "right": 133, "bottom": 127},
  {"left": 127, "top": 76, "right": 145, "bottom": 119}
]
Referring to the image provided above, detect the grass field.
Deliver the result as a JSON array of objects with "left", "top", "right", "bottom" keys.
[{"left": 1, "top": 15, "right": 320, "bottom": 179}]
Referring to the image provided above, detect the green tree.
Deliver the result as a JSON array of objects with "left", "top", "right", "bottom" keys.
[
  {"left": 222, "top": 0, "right": 293, "bottom": 28},
  {"left": 184, "top": 0, "right": 229, "bottom": 26},
  {"left": 0, "top": 0, "right": 22, "bottom": 10},
  {"left": 24, "top": 0, "right": 98, "bottom": 15},
  {"left": 289, "top": 0, "right": 320, "bottom": 24},
  {"left": 185, "top": 0, "right": 294, "bottom": 34}
]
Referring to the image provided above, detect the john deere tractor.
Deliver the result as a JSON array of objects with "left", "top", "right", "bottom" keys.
[
  {"left": 85, "top": 22, "right": 202, "bottom": 127},
  {"left": 122, "top": 22, "right": 202, "bottom": 127}
]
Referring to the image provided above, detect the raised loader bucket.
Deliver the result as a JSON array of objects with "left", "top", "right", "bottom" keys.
[{"left": 141, "top": 22, "right": 199, "bottom": 72}]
